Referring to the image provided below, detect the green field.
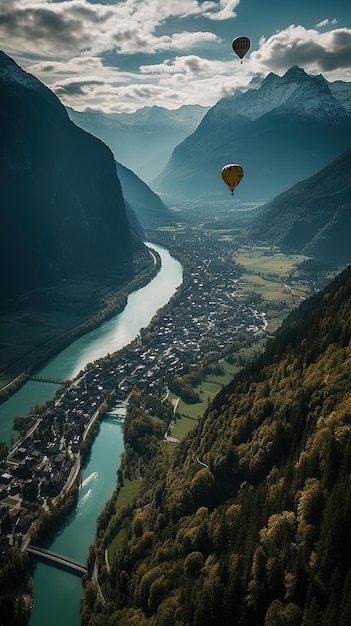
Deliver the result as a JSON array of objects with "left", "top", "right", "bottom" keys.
[
  {"left": 199, "top": 380, "right": 222, "bottom": 397},
  {"left": 107, "top": 529, "right": 127, "bottom": 565},
  {"left": 107, "top": 478, "right": 144, "bottom": 565},
  {"left": 207, "top": 360, "right": 241, "bottom": 385},
  {"left": 172, "top": 414, "right": 199, "bottom": 439},
  {"left": 233, "top": 247, "right": 311, "bottom": 331},
  {"left": 235, "top": 247, "right": 307, "bottom": 275},
  {"left": 171, "top": 363, "right": 240, "bottom": 439},
  {"left": 177, "top": 398, "right": 207, "bottom": 420},
  {"left": 116, "top": 478, "right": 143, "bottom": 510}
]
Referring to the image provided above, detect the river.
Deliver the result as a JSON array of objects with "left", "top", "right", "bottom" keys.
[{"left": 0, "top": 243, "right": 182, "bottom": 626}]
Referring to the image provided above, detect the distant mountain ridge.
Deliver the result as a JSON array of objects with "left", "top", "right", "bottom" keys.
[
  {"left": 0, "top": 51, "right": 143, "bottom": 300},
  {"left": 153, "top": 66, "right": 351, "bottom": 203},
  {"left": 67, "top": 103, "right": 209, "bottom": 183},
  {"left": 116, "top": 161, "right": 174, "bottom": 229},
  {"left": 245, "top": 148, "right": 351, "bottom": 266}
]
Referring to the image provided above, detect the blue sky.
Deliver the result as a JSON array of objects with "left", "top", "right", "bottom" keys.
[{"left": 1, "top": 0, "right": 351, "bottom": 113}]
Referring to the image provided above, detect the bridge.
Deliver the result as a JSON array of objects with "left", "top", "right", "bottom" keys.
[
  {"left": 26, "top": 545, "right": 87, "bottom": 577},
  {"left": 28, "top": 376, "right": 68, "bottom": 385}
]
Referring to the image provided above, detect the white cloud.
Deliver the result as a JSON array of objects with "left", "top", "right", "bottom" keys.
[
  {"left": 316, "top": 18, "right": 337, "bottom": 29},
  {"left": 125, "top": 0, "right": 240, "bottom": 22},
  {"left": 316, "top": 19, "right": 330, "bottom": 28},
  {"left": 250, "top": 24, "right": 351, "bottom": 78},
  {"left": 32, "top": 52, "right": 246, "bottom": 114},
  {"left": 201, "top": 0, "right": 241, "bottom": 21},
  {"left": 0, "top": 0, "right": 236, "bottom": 59},
  {"left": 1, "top": 2, "right": 350, "bottom": 113},
  {"left": 140, "top": 55, "right": 234, "bottom": 76},
  {"left": 112, "top": 30, "right": 219, "bottom": 55}
]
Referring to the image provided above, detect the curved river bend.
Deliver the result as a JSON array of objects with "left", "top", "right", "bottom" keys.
[{"left": 0, "top": 243, "right": 182, "bottom": 626}]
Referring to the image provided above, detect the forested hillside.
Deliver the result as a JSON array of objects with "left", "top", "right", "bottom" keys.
[
  {"left": 245, "top": 148, "right": 351, "bottom": 266},
  {"left": 82, "top": 264, "right": 351, "bottom": 625}
]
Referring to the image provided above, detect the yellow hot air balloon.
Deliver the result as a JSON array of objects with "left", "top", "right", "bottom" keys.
[
  {"left": 221, "top": 164, "right": 244, "bottom": 195},
  {"left": 232, "top": 36, "right": 251, "bottom": 63}
]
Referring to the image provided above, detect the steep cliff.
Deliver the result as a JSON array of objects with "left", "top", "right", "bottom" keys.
[{"left": 0, "top": 52, "right": 138, "bottom": 300}]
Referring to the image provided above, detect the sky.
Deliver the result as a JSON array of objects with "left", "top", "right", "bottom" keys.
[{"left": 1, "top": 0, "right": 351, "bottom": 114}]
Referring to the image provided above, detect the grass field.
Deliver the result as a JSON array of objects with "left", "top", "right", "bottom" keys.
[
  {"left": 171, "top": 360, "right": 242, "bottom": 439},
  {"left": 171, "top": 414, "right": 199, "bottom": 439},
  {"left": 234, "top": 247, "right": 310, "bottom": 329},
  {"left": 207, "top": 360, "right": 241, "bottom": 385},
  {"left": 235, "top": 247, "right": 307, "bottom": 275},
  {"left": 107, "top": 478, "right": 144, "bottom": 564},
  {"left": 116, "top": 478, "right": 143, "bottom": 510},
  {"left": 199, "top": 380, "right": 222, "bottom": 398},
  {"left": 107, "top": 529, "right": 127, "bottom": 565}
]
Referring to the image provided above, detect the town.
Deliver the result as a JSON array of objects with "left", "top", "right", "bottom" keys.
[{"left": 0, "top": 226, "right": 310, "bottom": 548}]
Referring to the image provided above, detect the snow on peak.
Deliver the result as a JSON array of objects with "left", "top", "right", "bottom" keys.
[
  {"left": 0, "top": 51, "right": 42, "bottom": 90},
  {"left": 329, "top": 80, "right": 351, "bottom": 113},
  {"left": 276, "top": 76, "right": 351, "bottom": 122},
  {"left": 209, "top": 67, "right": 311, "bottom": 123},
  {"left": 205, "top": 66, "right": 351, "bottom": 125}
]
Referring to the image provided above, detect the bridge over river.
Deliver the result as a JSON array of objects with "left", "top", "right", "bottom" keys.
[
  {"left": 26, "top": 545, "right": 87, "bottom": 577},
  {"left": 28, "top": 376, "right": 69, "bottom": 385}
]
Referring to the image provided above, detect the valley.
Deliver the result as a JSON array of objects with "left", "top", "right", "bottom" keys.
[
  {"left": 0, "top": 225, "right": 326, "bottom": 408},
  {"left": 0, "top": 7, "right": 350, "bottom": 622},
  {"left": 0, "top": 213, "right": 346, "bottom": 626}
]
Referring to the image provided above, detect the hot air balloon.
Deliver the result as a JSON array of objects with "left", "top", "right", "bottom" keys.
[
  {"left": 232, "top": 36, "right": 250, "bottom": 62},
  {"left": 221, "top": 164, "right": 244, "bottom": 195}
]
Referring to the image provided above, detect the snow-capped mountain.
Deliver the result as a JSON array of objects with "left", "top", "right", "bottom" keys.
[
  {"left": 0, "top": 50, "right": 43, "bottom": 90},
  {"left": 328, "top": 80, "right": 351, "bottom": 112},
  {"left": 273, "top": 70, "right": 351, "bottom": 122},
  {"left": 153, "top": 67, "right": 351, "bottom": 204},
  {"left": 208, "top": 66, "right": 309, "bottom": 123}
]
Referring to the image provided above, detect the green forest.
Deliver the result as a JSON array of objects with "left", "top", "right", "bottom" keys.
[{"left": 81, "top": 263, "right": 351, "bottom": 625}]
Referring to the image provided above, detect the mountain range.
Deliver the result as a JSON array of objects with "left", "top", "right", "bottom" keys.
[
  {"left": 2, "top": 46, "right": 351, "bottom": 625},
  {"left": 2, "top": 51, "right": 350, "bottom": 296},
  {"left": 0, "top": 51, "right": 149, "bottom": 301},
  {"left": 67, "top": 104, "right": 208, "bottom": 184},
  {"left": 153, "top": 66, "right": 351, "bottom": 204},
  {"left": 244, "top": 147, "right": 351, "bottom": 266}
]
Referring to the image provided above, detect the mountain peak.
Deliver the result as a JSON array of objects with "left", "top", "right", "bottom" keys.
[
  {"left": 283, "top": 65, "right": 309, "bottom": 80},
  {"left": 0, "top": 52, "right": 135, "bottom": 298},
  {"left": 0, "top": 50, "right": 42, "bottom": 90},
  {"left": 154, "top": 67, "right": 351, "bottom": 203},
  {"left": 275, "top": 70, "right": 350, "bottom": 122},
  {"left": 207, "top": 66, "right": 309, "bottom": 124}
]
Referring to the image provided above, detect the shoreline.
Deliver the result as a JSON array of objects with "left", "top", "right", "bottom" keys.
[{"left": 0, "top": 248, "right": 161, "bottom": 405}]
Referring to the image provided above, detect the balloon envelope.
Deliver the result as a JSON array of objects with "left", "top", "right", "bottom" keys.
[
  {"left": 221, "top": 164, "right": 244, "bottom": 194},
  {"left": 232, "top": 36, "right": 250, "bottom": 59}
]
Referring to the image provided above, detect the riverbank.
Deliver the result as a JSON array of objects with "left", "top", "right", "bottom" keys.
[
  {"left": 0, "top": 246, "right": 161, "bottom": 402},
  {"left": 0, "top": 243, "right": 183, "bottom": 626}
]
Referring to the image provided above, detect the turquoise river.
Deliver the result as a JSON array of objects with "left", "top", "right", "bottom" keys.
[{"left": 0, "top": 243, "right": 182, "bottom": 626}]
